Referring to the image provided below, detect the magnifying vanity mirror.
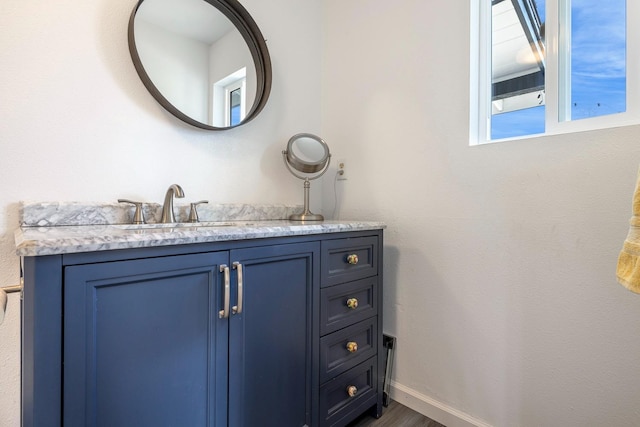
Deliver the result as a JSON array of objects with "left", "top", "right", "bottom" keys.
[
  {"left": 282, "top": 133, "right": 331, "bottom": 221},
  {"left": 128, "top": 0, "right": 272, "bottom": 130}
]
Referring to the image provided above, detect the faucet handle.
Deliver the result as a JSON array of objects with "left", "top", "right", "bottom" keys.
[
  {"left": 188, "top": 200, "right": 209, "bottom": 223},
  {"left": 118, "top": 199, "right": 146, "bottom": 224}
]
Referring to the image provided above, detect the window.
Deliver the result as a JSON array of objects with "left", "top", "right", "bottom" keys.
[
  {"left": 229, "top": 87, "right": 242, "bottom": 126},
  {"left": 471, "top": 0, "right": 640, "bottom": 144},
  {"left": 212, "top": 67, "right": 247, "bottom": 127}
]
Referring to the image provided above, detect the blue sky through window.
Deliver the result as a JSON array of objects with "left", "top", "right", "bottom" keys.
[
  {"left": 491, "top": 0, "right": 626, "bottom": 140},
  {"left": 570, "top": 0, "right": 626, "bottom": 120},
  {"left": 492, "top": 105, "right": 545, "bottom": 139}
]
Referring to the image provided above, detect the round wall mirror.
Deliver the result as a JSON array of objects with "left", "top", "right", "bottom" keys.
[
  {"left": 128, "top": 0, "right": 272, "bottom": 130},
  {"left": 282, "top": 133, "right": 331, "bottom": 221}
]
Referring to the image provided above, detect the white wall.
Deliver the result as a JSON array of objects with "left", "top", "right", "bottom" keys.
[
  {"left": 0, "top": 0, "right": 322, "bottom": 425},
  {"left": 135, "top": 19, "right": 210, "bottom": 123},
  {"left": 322, "top": 1, "right": 640, "bottom": 426}
]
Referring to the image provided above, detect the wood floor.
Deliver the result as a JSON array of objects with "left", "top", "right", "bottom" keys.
[{"left": 347, "top": 400, "right": 446, "bottom": 427}]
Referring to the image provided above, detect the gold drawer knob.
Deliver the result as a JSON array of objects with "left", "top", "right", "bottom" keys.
[
  {"left": 347, "top": 385, "right": 358, "bottom": 397},
  {"left": 346, "top": 254, "right": 359, "bottom": 265},
  {"left": 346, "top": 341, "right": 358, "bottom": 353},
  {"left": 346, "top": 298, "right": 358, "bottom": 310}
]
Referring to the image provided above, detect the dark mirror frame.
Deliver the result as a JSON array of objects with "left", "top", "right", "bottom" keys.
[{"left": 128, "top": 0, "right": 272, "bottom": 130}]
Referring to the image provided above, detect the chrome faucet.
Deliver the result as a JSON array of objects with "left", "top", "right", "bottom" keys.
[{"left": 160, "top": 184, "right": 185, "bottom": 223}]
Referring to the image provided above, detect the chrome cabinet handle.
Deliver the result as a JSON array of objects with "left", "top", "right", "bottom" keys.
[
  {"left": 219, "top": 264, "right": 230, "bottom": 319},
  {"left": 232, "top": 262, "right": 243, "bottom": 314},
  {"left": 346, "top": 254, "right": 359, "bottom": 265}
]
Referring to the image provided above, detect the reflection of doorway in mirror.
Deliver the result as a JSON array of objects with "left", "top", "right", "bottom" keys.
[{"left": 212, "top": 68, "right": 246, "bottom": 127}]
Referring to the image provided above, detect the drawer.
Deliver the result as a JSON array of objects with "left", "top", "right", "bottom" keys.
[
  {"left": 320, "top": 318, "right": 377, "bottom": 383},
  {"left": 321, "top": 278, "right": 378, "bottom": 336},
  {"left": 319, "top": 357, "right": 378, "bottom": 427},
  {"left": 321, "top": 236, "right": 378, "bottom": 287}
]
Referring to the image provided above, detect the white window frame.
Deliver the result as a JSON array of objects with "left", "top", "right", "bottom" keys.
[{"left": 470, "top": 0, "right": 640, "bottom": 145}]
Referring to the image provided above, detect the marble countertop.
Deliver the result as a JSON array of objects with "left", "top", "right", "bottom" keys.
[{"left": 15, "top": 220, "right": 386, "bottom": 257}]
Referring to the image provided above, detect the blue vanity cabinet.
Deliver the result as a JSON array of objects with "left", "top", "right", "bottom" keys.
[
  {"left": 227, "top": 243, "right": 319, "bottom": 427},
  {"left": 62, "top": 251, "right": 230, "bottom": 427},
  {"left": 318, "top": 236, "right": 383, "bottom": 427},
  {"left": 21, "top": 229, "right": 383, "bottom": 427},
  {"left": 60, "top": 241, "right": 319, "bottom": 427}
]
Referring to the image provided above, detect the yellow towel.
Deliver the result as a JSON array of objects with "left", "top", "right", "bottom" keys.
[{"left": 617, "top": 168, "right": 640, "bottom": 293}]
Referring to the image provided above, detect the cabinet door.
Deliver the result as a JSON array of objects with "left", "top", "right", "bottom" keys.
[
  {"left": 228, "top": 242, "right": 319, "bottom": 427},
  {"left": 63, "top": 252, "right": 229, "bottom": 427}
]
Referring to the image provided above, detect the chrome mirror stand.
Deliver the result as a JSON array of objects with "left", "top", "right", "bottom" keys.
[{"left": 282, "top": 133, "right": 331, "bottom": 221}]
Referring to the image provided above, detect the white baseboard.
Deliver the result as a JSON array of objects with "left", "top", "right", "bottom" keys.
[{"left": 389, "top": 381, "right": 493, "bottom": 427}]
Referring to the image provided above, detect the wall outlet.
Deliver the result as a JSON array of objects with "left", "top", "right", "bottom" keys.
[{"left": 337, "top": 160, "right": 347, "bottom": 180}]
